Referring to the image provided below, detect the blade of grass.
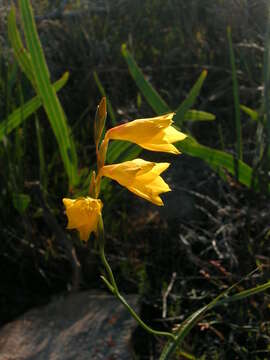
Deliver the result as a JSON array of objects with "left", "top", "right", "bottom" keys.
[
  {"left": 160, "top": 269, "right": 270, "bottom": 360},
  {"left": 177, "top": 137, "right": 257, "bottom": 190},
  {"left": 8, "top": 6, "right": 35, "bottom": 85},
  {"left": 106, "top": 129, "right": 259, "bottom": 192},
  {"left": 106, "top": 134, "right": 257, "bottom": 192},
  {"left": 183, "top": 109, "right": 215, "bottom": 122},
  {"left": 15, "top": 79, "right": 26, "bottom": 180},
  {"left": 122, "top": 44, "right": 213, "bottom": 124},
  {"left": 240, "top": 105, "right": 259, "bottom": 122},
  {"left": 118, "top": 143, "right": 141, "bottom": 162},
  {"left": 227, "top": 26, "right": 242, "bottom": 161},
  {"left": 0, "top": 72, "right": 69, "bottom": 141},
  {"left": 106, "top": 137, "right": 141, "bottom": 164},
  {"left": 121, "top": 43, "right": 170, "bottom": 115},
  {"left": 264, "top": 2, "right": 270, "bottom": 163},
  {"left": 35, "top": 114, "right": 47, "bottom": 191},
  {"left": 93, "top": 71, "right": 117, "bottom": 125},
  {"left": 19, "top": 0, "right": 78, "bottom": 187},
  {"left": 215, "top": 279, "right": 270, "bottom": 306},
  {"left": 159, "top": 287, "right": 232, "bottom": 360},
  {"left": 2, "top": 62, "right": 17, "bottom": 192},
  {"left": 106, "top": 141, "right": 134, "bottom": 164},
  {"left": 173, "top": 70, "right": 208, "bottom": 126}
]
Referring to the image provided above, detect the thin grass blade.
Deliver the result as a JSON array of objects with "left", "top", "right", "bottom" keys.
[
  {"left": 240, "top": 105, "right": 259, "bottom": 122},
  {"left": 173, "top": 70, "right": 208, "bottom": 126},
  {"left": 216, "top": 280, "right": 270, "bottom": 306},
  {"left": 8, "top": 6, "right": 35, "bottom": 85},
  {"left": 121, "top": 43, "right": 170, "bottom": 115},
  {"left": 35, "top": 114, "right": 47, "bottom": 191},
  {"left": 19, "top": 0, "right": 78, "bottom": 187},
  {"left": 227, "top": 26, "right": 242, "bottom": 161},
  {"left": 264, "top": 2, "right": 270, "bottom": 162},
  {"left": 183, "top": 109, "right": 215, "bottom": 122},
  {"left": 177, "top": 137, "right": 256, "bottom": 190},
  {"left": 107, "top": 141, "right": 135, "bottom": 164},
  {"left": 160, "top": 288, "right": 229, "bottom": 360},
  {"left": 160, "top": 271, "right": 270, "bottom": 360},
  {"left": 0, "top": 73, "right": 69, "bottom": 141}
]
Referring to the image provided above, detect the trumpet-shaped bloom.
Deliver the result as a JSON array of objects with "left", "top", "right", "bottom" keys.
[
  {"left": 63, "top": 197, "right": 103, "bottom": 241},
  {"left": 105, "top": 113, "right": 186, "bottom": 154},
  {"left": 100, "top": 158, "right": 171, "bottom": 206}
]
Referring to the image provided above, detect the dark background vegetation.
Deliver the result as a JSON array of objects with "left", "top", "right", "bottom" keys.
[{"left": 0, "top": 0, "right": 270, "bottom": 358}]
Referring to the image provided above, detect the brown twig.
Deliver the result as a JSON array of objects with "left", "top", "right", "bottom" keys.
[{"left": 162, "top": 272, "right": 177, "bottom": 319}]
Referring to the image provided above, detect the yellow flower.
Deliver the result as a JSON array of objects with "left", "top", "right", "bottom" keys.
[
  {"left": 105, "top": 113, "right": 186, "bottom": 154},
  {"left": 62, "top": 197, "right": 103, "bottom": 241},
  {"left": 100, "top": 158, "right": 171, "bottom": 206}
]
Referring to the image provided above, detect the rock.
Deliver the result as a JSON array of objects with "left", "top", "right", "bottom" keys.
[{"left": 0, "top": 291, "right": 138, "bottom": 360}]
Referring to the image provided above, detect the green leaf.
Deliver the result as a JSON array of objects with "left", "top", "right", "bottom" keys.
[
  {"left": 107, "top": 141, "right": 135, "bottom": 164},
  {"left": 263, "top": 2, "right": 270, "bottom": 160},
  {"left": 216, "top": 280, "right": 270, "bottom": 306},
  {"left": 121, "top": 43, "right": 170, "bottom": 115},
  {"left": 227, "top": 26, "right": 242, "bottom": 161},
  {"left": 177, "top": 137, "right": 256, "bottom": 189},
  {"left": 183, "top": 109, "right": 215, "bottom": 122},
  {"left": 160, "top": 272, "right": 270, "bottom": 360},
  {"left": 35, "top": 114, "right": 47, "bottom": 191},
  {"left": 8, "top": 6, "right": 35, "bottom": 84},
  {"left": 120, "top": 143, "right": 141, "bottom": 162},
  {"left": 240, "top": 105, "right": 259, "bottom": 122},
  {"left": 12, "top": 193, "right": 31, "bottom": 214},
  {"left": 18, "top": 0, "right": 78, "bottom": 187},
  {"left": 160, "top": 289, "right": 226, "bottom": 360},
  {"left": 0, "top": 73, "right": 69, "bottom": 141},
  {"left": 173, "top": 70, "right": 208, "bottom": 126}
]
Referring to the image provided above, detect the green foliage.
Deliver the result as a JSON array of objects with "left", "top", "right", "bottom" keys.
[
  {"left": 120, "top": 42, "right": 270, "bottom": 194},
  {"left": 177, "top": 137, "right": 257, "bottom": 190},
  {"left": 9, "top": 2, "right": 78, "bottom": 188},
  {"left": 240, "top": 105, "right": 259, "bottom": 122},
  {"left": 121, "top": 45, "right": 244, "bottom": 186},
  {"left": 173, "top": 70, "right": 208, "bottom": 127},
  {"left": 121, "top": 43, "right": 170, "bottom": 115},
  {"left": 12, "top": 193, "right": 31, "bottom": 214},
  {"left": 136, "top": 263, "right": 150, "bottom": 298},
  {"left": 160, "top": 275, "right": 270, "bottom": 359},
  {"left": 0, "top": 73, "right": 69, "bottom": 141},
  {"left": 95, "top": 46, "right": 215, "bottom": 170},
  {"left": 227, "top": 26, "right": 242, "bottom": 162}
]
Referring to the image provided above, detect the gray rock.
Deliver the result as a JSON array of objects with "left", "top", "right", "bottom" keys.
[{"left": 0, "top": 291, "right": 138, "bottom": 360}]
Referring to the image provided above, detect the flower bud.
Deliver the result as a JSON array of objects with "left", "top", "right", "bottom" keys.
[{"left": 94, "top": 97, "right": 107, "bottom": 149}]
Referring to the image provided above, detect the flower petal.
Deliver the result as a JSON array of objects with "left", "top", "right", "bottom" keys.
[
  {"left": 63, "top": 197, "right": 102, "bottom": 241},
  {"left": 127, "top": 185, "right": 165, "bottom": 206},
  {"left": 101, "top": 159, "right": 171, "bottom": 206},
  {"left": 163, "top": 126, "right": 187, "bottom": 143},
  {"left": 105, "top": 113, "right": 186, "bottom": 154}
]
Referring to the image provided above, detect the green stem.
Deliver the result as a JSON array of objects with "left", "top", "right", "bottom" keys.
[
  {"left": 227, "top": 26, "right": 242, "bottom": 161},
  {"left": 98, "top": 216, "right": 176, "bottom": 341},
  {"left": 99, "top": 241, "right": 118, "bottom": 291}
]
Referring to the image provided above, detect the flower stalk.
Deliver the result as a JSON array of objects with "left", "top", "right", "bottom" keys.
[{"left": 97, "top": 215, "right": 176, "bottom": 341}]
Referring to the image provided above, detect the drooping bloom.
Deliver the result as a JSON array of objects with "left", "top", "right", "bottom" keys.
[
  {"left": 62, "top": 197, "right": 103, "bottom": 241},
  {"left": 105, "top": 113, "right": 186, "bottom": 154},
  {"left": 99, "top": 158, "right": 171, "bottom": 206}
]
